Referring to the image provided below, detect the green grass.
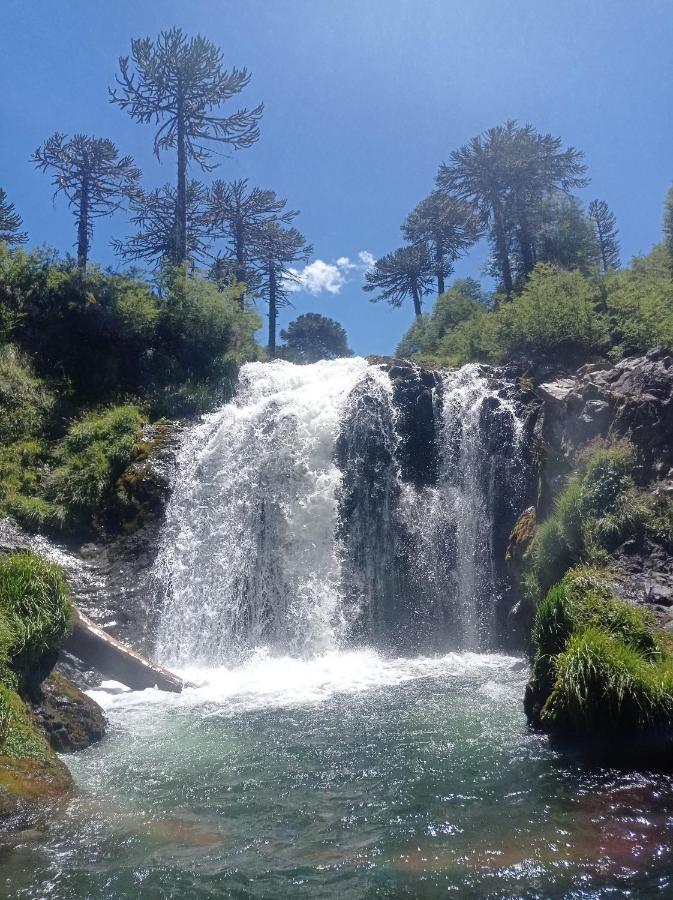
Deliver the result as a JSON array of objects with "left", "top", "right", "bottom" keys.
[
  {"left": 0, "top": 344, "right": 53, "bottom": 444},
  {"left": 541, "top": 627, "right": 673, "bottom": 737},
  {"left": 527, "top": 566, "right": 672, "bottom": 739},
  {"left": 527, "top": 442, "right": 647, "bottom": 594},
  {"left": 0, "top": 552, "right": 73, "bottom": 668}
]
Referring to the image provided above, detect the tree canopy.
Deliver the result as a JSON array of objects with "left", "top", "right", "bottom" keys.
[
  {"left": 364, "top": 245, "right": 434, "bottom": 320},
  {"left": 110, "top": 28, "right": 262, "bottom": 264},
  {"left": 279, "top": 313, "right": 352, "bottom": 363},
  {"left": 33, "top": 133, "right": 140, "bottom": 273}
]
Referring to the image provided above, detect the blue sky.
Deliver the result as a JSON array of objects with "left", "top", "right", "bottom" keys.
[{"left": 2, "top": 0, "right": 672, "bottom": 355}]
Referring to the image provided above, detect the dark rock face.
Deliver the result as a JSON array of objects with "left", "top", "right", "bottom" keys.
[
  {"left": 339, "top": 358, "right": 539, "bottom": 650},
  {"left": 24, "top": 671, "right": 106, "bottom": 754}
]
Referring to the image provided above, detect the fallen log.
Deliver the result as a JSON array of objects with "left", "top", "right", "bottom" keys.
[{"left": 63, "top": 607, "right": 183, "bottom": 693}]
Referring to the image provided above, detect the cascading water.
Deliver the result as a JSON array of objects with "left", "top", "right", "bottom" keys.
[{"left": 156, "top": 357, "right": 528, "bottom": 666}]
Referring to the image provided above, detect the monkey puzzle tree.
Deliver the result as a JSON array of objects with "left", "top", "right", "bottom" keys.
[
  {"left": 254, "top": 221, "right": 312, "bottom": 356},
  {"left": 0, "top": 188, "right": 27, "bottom": 246},
  {"left": 112, "top": 180, "right": 211, "bottom": 268},
  {"left": 363, "top": 245, "right": 434, "bottom": 320},
  {"left": 437, "top": 121, "right": 587, "bottom": 295},
  {"left": 110, "top": 28, "right": 263, "bottom": 265},
  {"left": 588, "top": 199, "right": 620, "bottom": 277},
  {"left": 33, "top": 133, "right": 140, "bottom": 273},
  {"left": 208, "top": 178, "right": 296, "bottom": 304},
  {"left": 402, "top": 191, "right": 481, "bottom": 296}
]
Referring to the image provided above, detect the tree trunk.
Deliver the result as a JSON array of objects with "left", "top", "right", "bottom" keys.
[
  {"left": 267, "top": 264, "right": 277, "bottom": 356},
  {"left": 175, "top": 84, "right": 187, "bottom": 265},
  {"left": 235, "top": 221, "right": 246, "bottom": 309},
  {"left": 435, "top": 239, "right": 445, "bottom": 296},
  {"left": 411, "top": 280, "right": 423, "bottom": 320},
  {"left": 77, "top": 171, "right": 90, "bottom": 276},
  {"left": 492, "top": 201, "right": 513, "bottom": 297}
]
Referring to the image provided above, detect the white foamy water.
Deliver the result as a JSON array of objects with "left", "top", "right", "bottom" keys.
[
  {"left": 89, "top": 650, "right": 525, "bottom": 716},
  {"left": 156, "top": 358, "right": 370, "bottom": 665}
]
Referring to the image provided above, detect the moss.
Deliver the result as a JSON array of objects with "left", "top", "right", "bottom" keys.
[
  {"left": 0, "top": 552, "right": 73, "bottom": 668},
  {"left": 0, "top": 686, "right": 72, "bottom": 817}
]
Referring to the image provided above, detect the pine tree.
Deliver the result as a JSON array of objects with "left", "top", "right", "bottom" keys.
[
  {"left": 112, "top": 181, "right": 210, "bottom": 267},
  {"left": 0, "top": 188, "right": 27, "bottom": 246},
  {"left": 279, "top": 313, "right": 352, "bottom": 363},
  {"left": 111, "top": 28, "right": 262, "bottom": 265},
  {"left": 33, "top": 133, "right": 140, "bottom": 273},
  {"left": 588, "top": 199, "right": 620, "bottom": 276},
  {"left": 254, "top": 221, "right": 312, "bottom": 355},
  {"left": 437, "top": 121, "right": 587, "bottom": 295},
  {"left": 208, "top": 178, "right": 296, "bottom": 305}
]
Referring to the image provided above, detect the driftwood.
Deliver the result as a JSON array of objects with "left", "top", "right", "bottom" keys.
[{"left": 63, "top": 607, "right": 183, "bottom": 693}]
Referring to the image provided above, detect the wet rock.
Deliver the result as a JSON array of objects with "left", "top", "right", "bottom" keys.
[{"left": 24, "top": 671, "right": 106, "bottom": 754}]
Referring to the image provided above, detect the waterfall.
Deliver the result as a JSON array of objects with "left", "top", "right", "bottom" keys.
[{"left": 156, "top": 358, "right": 528, "bottom": 666}]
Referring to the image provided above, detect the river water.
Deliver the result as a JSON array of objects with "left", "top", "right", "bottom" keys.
[{"left": 4, "top": 650, "right": 673, "bottom": 898}]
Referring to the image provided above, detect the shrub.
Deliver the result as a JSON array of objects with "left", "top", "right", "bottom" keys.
[
  {"left": 396, "top": 279, "right": 486, "bottom": 360},
  {"left": 527, "top": 443, "right": 641, "bottom": 593},
  {"left": 0, "top": 345, "right": 53, "bottom": 444},
  {"left": 0, "top": 552, "right": 73, "bottom": 667},
  {"left": 541, "top": 628, "right": 673, "bottom": 736},
  {"left": 47, "top": 405, "right": 145, "bottom": 525},
  {"left": 606, "top": 244, "right": 673, "bottom": 358}
]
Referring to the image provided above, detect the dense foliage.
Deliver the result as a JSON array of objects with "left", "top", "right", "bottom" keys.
[
  {"left": 278, "top": 313, "right": 352, "bottom": 363},
  {"left": 397, "top": 243, "right": 673, "bottom": 367}
]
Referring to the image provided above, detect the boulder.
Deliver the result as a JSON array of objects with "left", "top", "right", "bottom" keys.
[{"left": 25, "top": 671, "right": 106, "bottom": 753}]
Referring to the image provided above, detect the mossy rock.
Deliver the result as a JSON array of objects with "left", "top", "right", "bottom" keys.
[
  {"left": 25, "top": 671, "right": 106, "bottom": 753},
  {"left": 0, "top": 686, "right": 73, "bottom": 819}
]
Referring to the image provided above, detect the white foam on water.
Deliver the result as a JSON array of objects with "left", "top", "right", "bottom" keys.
[{"left": 88, "top": 649, "right": 525, "bottom": 716}]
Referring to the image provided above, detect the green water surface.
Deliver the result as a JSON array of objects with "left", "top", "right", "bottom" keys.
[{"left": 2, "top": 651, "right": 673, "bottom": 899}]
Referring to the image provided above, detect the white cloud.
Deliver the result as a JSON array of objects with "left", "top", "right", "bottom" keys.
[
  {"left": 286, "top": 251, "right": 375, "bottom": 296},
  {"left": 358, "top": 250, "right": 376, "bottom": 271}
]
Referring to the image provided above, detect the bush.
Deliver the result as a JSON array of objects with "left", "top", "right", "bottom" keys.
[
  {"left": 47, "top": 405, "right": 145, "bottom": 526},
  {"left": 0, "top": 345, "right": 53, "bottom": 444},
  {"left": 396, "top": 279, "right": 486, "bottom": 360},
  {"left": 0, "top": 247, "right": 262, "bottom": 418},
  {"left": 606, "top": 244, "right": 673, "bottom": 358},
  {"left": 527, "top": 443, "right": 641, "bottom": 593},
  {"left": 541, "top": 628, "right": 673, "bottom": 737},
  {"left": 0, "top": 552, "right": 72, "bottom": 667}
]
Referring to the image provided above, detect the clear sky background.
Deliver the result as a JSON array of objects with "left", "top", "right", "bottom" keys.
[{"left": 2, "top": 0, "right": 673, "bottom": 356}]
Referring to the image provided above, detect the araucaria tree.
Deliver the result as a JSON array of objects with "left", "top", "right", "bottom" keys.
[
  {"left": 588, "top": 199, "right": 620, "bottom": 276},
  {"left": 33, "top": 133, "right": 140, "bottom": 273},
  {"left": 402, "top": 191, "right": 481, "bottom": 296},
  {"left": 110, "top": 28, "right": 263, "bottom": 265},
  {"left": 113, "top": 181, "right": 210, "bottom": 268},
  {"left": 363, "top": 245, "right": 434, "bottom": 320},
  {"left": 208, "top": 178, "right": 296, "bottom": 303},
  {"left": 0, "top": 188, "right": 27, "bottom": 246},
  {"left": 437, "top": 121, "right": 587, "bottom": 295},
  {"left": 255, "top": 222, "right": 312, "bottom": 356}
]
